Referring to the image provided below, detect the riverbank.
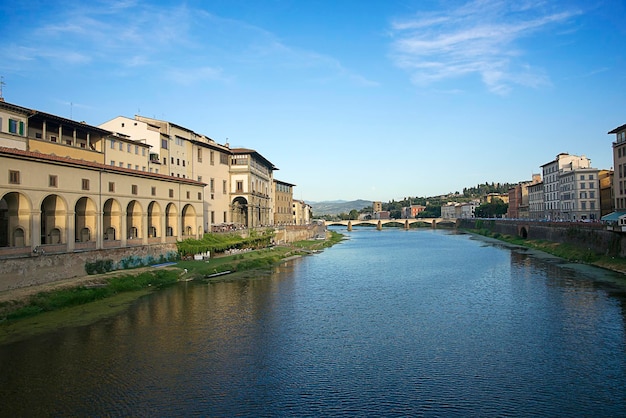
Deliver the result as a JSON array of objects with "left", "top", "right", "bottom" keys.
[
  {"left": 463, "top": 228, "right": 626, "bottom": 276},
  {"left": 0, "top": 231, "right": 344, "bottom": 344}
]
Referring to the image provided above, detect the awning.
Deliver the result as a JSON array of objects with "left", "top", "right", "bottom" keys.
[{"left": 601, "top": 211, "right": 626, "bottom": 222}]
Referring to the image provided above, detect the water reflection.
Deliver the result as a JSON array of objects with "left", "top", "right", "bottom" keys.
[{"left": 1, "top": 229, "right": 625, "bottom": 416}]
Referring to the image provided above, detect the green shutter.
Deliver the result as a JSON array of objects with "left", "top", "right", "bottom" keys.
[{"left": 19, "top": 121, "right": 24, "bottom": 136}]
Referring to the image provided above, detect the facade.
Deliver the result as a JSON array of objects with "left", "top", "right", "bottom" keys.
[
  {"left": 372, "top": 201, "right": 382, "bottom": 212},
  {"left": 610, "top": 123, "right": 626, "bottom": 211},
  {"left": 100, "top": 116, "right": 232, "bottom": 232},
  {"left": 401, "top": 205, "right": 425, "bottom": 219},
  {"left": 274, "top": 179, "right": 295, "bottom": 225},
  {"left": 541, "top": 153, "right": 591, "bottom": 220},
  {"left": 599, "top": 169, "right": 614, "bottom": 217},
  {"left": 0, "top": 101, "right": 205, "bottom": 257},
  {"left": 528, "top": 181, "right": 544, "bottom": 220},
  {"left": 508, "top": 174, "right": 541, "bottom": 219},
  {"left": 230, "top": 148, "right": 276, "bottom": 228},
  {"left": 559, "top": 168, "right": 601, "bottom": 221},
  {"left": 292, "top": 200, "right": 311, "bottom": 225}
]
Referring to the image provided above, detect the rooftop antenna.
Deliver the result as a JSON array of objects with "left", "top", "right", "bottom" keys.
[{"left": 0, "top": 76, "right": 5, "bottom": 102}]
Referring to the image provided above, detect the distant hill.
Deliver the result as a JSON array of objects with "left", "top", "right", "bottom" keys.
[{"left": 308, "top": 199, "right": 372, "bottom": 216}]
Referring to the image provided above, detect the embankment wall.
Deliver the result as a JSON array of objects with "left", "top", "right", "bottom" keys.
[
  {"left": 457, "top": 219, "right": 625, "bottom": 257},
  {"left": 0, "top": 244, "right": 178, "bottom": 292}
]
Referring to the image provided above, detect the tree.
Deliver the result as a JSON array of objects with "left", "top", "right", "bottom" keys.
[
  {"left": 348, "top": 209, "right": 359, "bottom": 220},
  {"left": 474, "top": 198, "right": 508, "bottom": 218}
]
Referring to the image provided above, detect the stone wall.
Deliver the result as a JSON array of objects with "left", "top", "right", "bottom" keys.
[
  {"left": 457, "top": 219, "right": 625, "bottom": 257},
  {"left": 0, "top": 244, "right": 178, "bottom": 292},
  {"left": 274, "top": 224, "right": 326, "bottom": 244}
]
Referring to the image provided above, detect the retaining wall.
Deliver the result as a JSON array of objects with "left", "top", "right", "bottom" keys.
[
  {"left": 0, "top": 244, "right": 178, "bottom": 292},
  {"left": 458, "top": 219, "right": 625, "bottom": 257}
]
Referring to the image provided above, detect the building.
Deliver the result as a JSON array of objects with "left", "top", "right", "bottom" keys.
[
  {"left": 100, "top": 115, "right": 232, "bottom": 232},
  {"left": 559, "top": 167, "right": 601, "bottom": 221},
  {"left": 372, "top": 201, "right": 382, "bottom": 212},
  {"left": 292, "top": 200, "right": 311, "bottom": 225},
  {"left": 230, "top": 148, "right": 276, "bottom": 228},
  {"left": 528, "top": 181, "right": 544, "bottom": 220},
  {"left": 274, "top": 179, "right": 295, "bottom": 225},
  {"left": 0, "top": 101, "right": 205, "bottom": 257},
  {"left": 507, "top": 174, "right": 541, "bottom": 219},
  {"left": 401, "top": 205, "right": 425, "bottom": 219},
  {"left": 610, "top": 123, "right": 626, "bottom": 211},
  {"left": 541, "top": 153, "right": 591, "bottom": 220},
  {"left": 599, "top": 169, "right": 614, "bottom": 217}
]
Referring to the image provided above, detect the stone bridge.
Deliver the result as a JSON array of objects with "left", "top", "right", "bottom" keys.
[{"left": 325, "top": 218, "right": 452, "bottom": 231}]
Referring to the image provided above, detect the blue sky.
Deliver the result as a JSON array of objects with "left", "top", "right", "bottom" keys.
[{"left": 1, "top": 0, "right": 624, "bottom": 202}]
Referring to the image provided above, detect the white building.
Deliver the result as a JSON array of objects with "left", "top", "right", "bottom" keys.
[{"left": 541, "top": 153, "right": 591, "bottom": 220}]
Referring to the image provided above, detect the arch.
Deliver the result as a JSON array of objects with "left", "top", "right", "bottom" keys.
[
  {"left": 231, "top": 197, "right": 248, "bottom": 227},
  {"left": 103, "top": 198, "right": 121, "bottom": 241},
  {"left": 166, "top": 202, "right": 177, "bottom": 237},
  {"left": 182, "top": 204, "right": 197, "bottom": 238},
  {"left": 0, "top": 192, "right": 32, "bottom": 247},
  {"left": 126, "top": 200, "right": 143, "bottom": 240},
  {"left": 147, "top": 201, "right": 161, "bottom": 238},
  {"left": 41, "top": 194, "right": 67, "bottom": 245},
  {"left": 75, "top": 196, "right": 96, "bottom": 242},
  {"left": 519, "top": 226, "right": 528, "bottom": 239}
]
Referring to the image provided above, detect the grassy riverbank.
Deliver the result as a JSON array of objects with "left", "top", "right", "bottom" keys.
[
  {"left": 0, "top": 231, "right": 344, "bottom": 344},
  {"left": 465, "top": 228, "right": 626, "bottom": 275}
]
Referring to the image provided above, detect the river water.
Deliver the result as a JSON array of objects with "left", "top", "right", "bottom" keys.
[{"left": 1, "top": 228, "right": 626, "bottom": 416}]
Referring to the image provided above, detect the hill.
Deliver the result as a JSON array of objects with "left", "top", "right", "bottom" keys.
[{"left": 308, "top": 200, "right": 371, "bottom": 216}]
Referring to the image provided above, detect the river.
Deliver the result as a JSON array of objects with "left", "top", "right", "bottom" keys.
[{"left": 1, "top": 228, "right": 625, "bottom": 416}]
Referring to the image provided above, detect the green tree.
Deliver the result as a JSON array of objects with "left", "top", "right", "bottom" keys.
[{"left": 348, "top": 209, "right": 359, "bottom": 220}]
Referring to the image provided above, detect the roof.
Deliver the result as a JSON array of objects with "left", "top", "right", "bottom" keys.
[
  {"left": 230, "top": 147, "right": 277, "bottom": 170},
  {"left": 601, "top": 211, "right": 626, "bottom": 222},
  {"left": 0, "top": 146, "right": 205, "bottom": 186},
  {"left": 608, "top": 123, "right": 626, "bottom": 134}
]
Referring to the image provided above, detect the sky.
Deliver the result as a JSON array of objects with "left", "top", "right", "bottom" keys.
[{"left": 1, "top": 0, "right": 625, "bottom": 202}]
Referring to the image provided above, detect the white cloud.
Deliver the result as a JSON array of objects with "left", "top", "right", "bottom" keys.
[{"left": 389, "top": 0, "right": 581, "bottom": 94}]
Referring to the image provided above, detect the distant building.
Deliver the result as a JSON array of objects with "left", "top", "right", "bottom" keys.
[
  {"left": 274, "top": 179, "right": 295, "bottom": 225},
  {"left": 528, "top": 181, "right": 544, "bottom": 220},
  {"left": 372, "top": 201, "right": 382, "bottom": 212},
  {"left": 401, "top": 205, "right": 425, "bottom": 219},
  {"left": 541, "top": 153, "right": 591, "bottom": 220},
  {"left": 507, "top": 174, "right": 541, "bottom": 219}
]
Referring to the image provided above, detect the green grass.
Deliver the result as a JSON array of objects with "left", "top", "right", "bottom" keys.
[{"left": 1, "top": 270, "right": 179, "bottom": 321}]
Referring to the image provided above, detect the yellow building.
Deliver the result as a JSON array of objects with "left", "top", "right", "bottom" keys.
[
  {"left": 0, "top": 101, "right": 204, "bottom": 258},
  {"left": 274, "top": 179, "right": 295, "bottom": 225},
  {"left": 230, "top": 148, "right": 276, "bottom": 227}
]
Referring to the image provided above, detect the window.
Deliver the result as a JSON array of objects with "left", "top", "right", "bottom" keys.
[
  {"left": 580, "top": 175, "right": 585, "bottom": 180},
  {"left": 236, "top": 180, "right": 243, "bottom": 192},
  {"left": 197, "top": 176, "right": 202, "bottom": 182},
  {"left": 211, "top": 211, "right": 215, "bottom": 223},
  {"left": 127, "top": 144, "right": 131, "bottom": 152},
  {"left": 171, "top": 157, "right": 174, "bottom": 164},
  {"left": 186, "top": 191, "right": 190, "bottom": 199},
  {"left": 8, "top": 119, "right": 24, "bottom": 135},
  {"left": 210, "top": 178, "right": 215, "bottom": 193},
  {"left": 110, "top": 139, "right": 115, "bottom": 149},
  {"left": 127, "top": 163, "right": 132, "bottom": 169},
  {"left": 135, "top": 145, "right": 139, "bottom": 155},
  {"left": 589, "top": 182, "right": 594, "bottom": 189},
  {"left": 223, "top": 180, "right": 227, "bottom": 193},
  {"left": 9, "top": 170, "right": 20, "bottom": 184},
  {"left": 169, "top": 189, "right": 174, "bottom": 198},
  {"left": 50, "top": 135, "right": 57, "bottom": 142},
  {"left": 590, "top": 191, "right": 595, "bottom": 199},
  {"left": 223, "top": 211, "right": 227, "bottom": 222},
  {"left": 177, "top": 158, "right": 180, "bottom": 166},
  {"left": 49, "top": 175, "right": 58, "bottom": 187},
  {"left": 132, "top": 185, "right": 138, "bottom": 195},
  {"left": 580, "top": 183, "right": 585, "bottom": 189},
  {"left": 581, "top": 202, "right": 586, "bottom": 210},
  {"left": 135, "top": 165, "right": 139, "bottom": 170},
  {"left": 589, "top": 174, "right": 594, "bottom": 180},
  {"left": 161, "top": 138, "right": 168, "bottom": 150},
  {"left": 82, "top": 179, "right": 89, "bottom": 190},
  {"left": 109, "top": 182, "right": 115, "bottom": 192},
  {"left": 197, "top": 149, "right": 202, "bottom": 162},
  {"left": 210, "top": 151, "right": 215, "bottom": 165},
  {"left": 119, "top": 142, "right": 123, "bottom": 150},
  {"left": 182, "top": 160, "right": 185, "bottom": 167},
  {"left": 198, "top": 192, "right": 202, "bottom": 200},
  {"left": 151, "top": 186, "right": 156, "bottom": 196},
  {"left": 220, "top": 154, "right": 228, "bottom": 165},
  {"left": 590, "top": 201, "right": 595, "bottom": 209},
  {"left": 110, "top": 160, "right": 115, "bottom": 166},
  {"left": 142, "top": 148, "right": 146, "bottom": 156}
]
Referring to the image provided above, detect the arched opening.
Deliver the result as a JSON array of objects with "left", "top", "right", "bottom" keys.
[
  {"left": 231, "top": 197, "right": 248, "bottom": 227},
  {"left": 166, "top": 203, "right": 177, "bottom": 237},
  {"left": 148, "top": 201, "right": 161, "bottom": 238},
  {"left": 41, "top": 195, "right": 66, "bottom": 245},
  {"left": 182, "top": 204, "right": 197, "bottom": 238},
  {"left": 519, "top": 226, "right": 528, "bottom": 239},
  {"left": 1, "top": 192, "right": 32, "bottom": 247},
  {"left": 75, "top": 197, "right": 96, "bottom": 242},
  {"left": 126, "top": 201, "right": 143, "bottom": 240},
  {"left": 103, "top": 198, "right": 121, "bottom": 242}
]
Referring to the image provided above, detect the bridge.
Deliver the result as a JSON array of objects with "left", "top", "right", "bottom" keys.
[{"left": 324, "top": 218, "right": 454, "bottom": 231}]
